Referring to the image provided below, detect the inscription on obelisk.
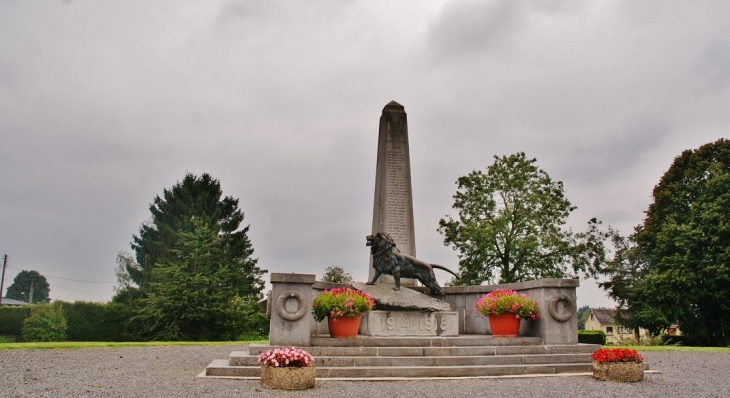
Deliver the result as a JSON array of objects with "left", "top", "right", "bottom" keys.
[{"left": 369, "top": 101, "right": 417, "bottom": 286}]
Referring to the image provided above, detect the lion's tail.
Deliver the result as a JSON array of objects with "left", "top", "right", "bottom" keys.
[{"left": 432, "top": 264, "right": 459, "bottom": 278}]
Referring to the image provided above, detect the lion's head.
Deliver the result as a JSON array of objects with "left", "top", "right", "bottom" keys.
[{"left": 366, "top": 232, "right": 396, "bottom": 254}]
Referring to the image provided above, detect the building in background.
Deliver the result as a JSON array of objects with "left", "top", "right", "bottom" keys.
[
  {"left": 584, "top": 308, "right": 647, "bottom": 344},
  {"left": 0, "top": 297, "right": 29, "bottom": 306}
]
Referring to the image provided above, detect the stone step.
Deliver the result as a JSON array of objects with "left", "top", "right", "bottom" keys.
[
  {"left": 309, "top": 335, "right": 544, "bottom": 347},
  {"left": 205, "top": 361, "right": 595, "bottom": 379},
  {"left": 245, "top": 343, "right": 600, "bottom": 357},
  {"left": 231, "top": 352, "right": 593, "bottom": 367}
]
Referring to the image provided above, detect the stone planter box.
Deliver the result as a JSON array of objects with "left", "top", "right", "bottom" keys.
[
  {"left": 592, "top": 361, "right": 643, "bottom": 382},
  {"left": 260, "top": 365, "right": 315, "bottom": 390}
]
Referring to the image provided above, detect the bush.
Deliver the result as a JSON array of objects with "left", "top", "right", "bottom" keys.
[
  {"left": 0, "top": 335, "right": 18, "bottom": 343},
  {"left": 0, "top": 306, "right": 31, "bottom": 336},
  {"left": 22, "top": 302, "right": 67, "bottom": 342},
  {"left": 229, "top": 296, "right": 270, "bottom": 340},
  {"left": 579, "top": 330, "right": 607, "bottom": 345},
  {"left": 661, "top": 334, "right": 709, "bottom": 346},
  {"left": 65, "top": 301, "right": 132, "bottom": 342}
]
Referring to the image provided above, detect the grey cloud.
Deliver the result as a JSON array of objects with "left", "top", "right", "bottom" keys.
[
  {"left": 2, "top": 1, "right": 730, "bottom": 309},
  {"left": 427, "top": 0, "right": 524, "bottom": 58},
  {"left": 695, "top": 41, "right": 730, "bottom": 94}
]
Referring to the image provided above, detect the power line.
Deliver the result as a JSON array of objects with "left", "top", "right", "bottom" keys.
[{"left": 6, "top": 265, "right": 116, "bottom": 284}]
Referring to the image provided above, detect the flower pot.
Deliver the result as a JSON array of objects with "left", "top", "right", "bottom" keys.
[
  {"left": 260, "top": 364, "right": 315, "bottom": 389},
  {"left": 327, "top": 315, "right": 361, "bottom": 338},
  {"left": 592, "top": 361, "right": 644, "bottom": 382},
  {"left": 488, "top": 313, "right": 521, "bottom": 337}
]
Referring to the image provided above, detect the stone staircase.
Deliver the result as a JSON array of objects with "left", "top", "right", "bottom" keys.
[{"left": 204, "top": 335, "right": 602, "bottom": 380}]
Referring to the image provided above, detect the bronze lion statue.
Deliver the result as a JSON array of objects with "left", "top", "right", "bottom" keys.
[{"left": 366, "top": 232, "right": 459, "bottom": 299}]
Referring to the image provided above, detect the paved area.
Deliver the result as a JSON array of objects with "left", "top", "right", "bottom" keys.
[{"left": 1, "top": 345, "right": 729, "bottom": 397}]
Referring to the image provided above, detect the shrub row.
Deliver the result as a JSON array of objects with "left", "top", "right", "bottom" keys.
[
  {"left": 578, "top": 329, "right": 607, "bottom": 345},
  {"left": 65, "top": 301, "right": 132, "bottom": 342},
  {"left": 2, "top": 300, "right": 266, "bottom": 342},
  {"left": 0, "top": 306, "right": 31, "bottom": 335},
  {"left": 0, "top": 302, "right": 132, "bottom": 342}
]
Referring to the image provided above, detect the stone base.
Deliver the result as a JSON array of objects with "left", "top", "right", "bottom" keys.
[
  {"left": 260, "top": 365, "right": 315, "bottom": 389},
  {"left": 360, "top": 310, "right": 458, "bottom": 336},
  {"left": 592, "top": 361, "right": 644, "bottom": 382}
]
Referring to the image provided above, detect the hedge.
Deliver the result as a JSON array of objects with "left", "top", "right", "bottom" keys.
[
  {"left": 0, "top": 306, "right": 32, "bottom": 335},
  {"left": 64, "top": 301, "right": 132, "bottom": 342},
  {"left": 579, "top": 329, "right": 607, "bottom": 345}
]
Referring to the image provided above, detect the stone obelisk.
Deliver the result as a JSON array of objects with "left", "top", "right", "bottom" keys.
[{"left": 369, "top": 101, "right": 417, "bottom": 287}]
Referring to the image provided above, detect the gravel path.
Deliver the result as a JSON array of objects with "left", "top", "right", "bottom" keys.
[{"left": 2, "top": 346, "right": 729, "bottom": 398}]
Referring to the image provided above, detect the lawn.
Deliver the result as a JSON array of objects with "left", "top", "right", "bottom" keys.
[
  {"left": 604, "top": 345, "right": 730, "bottom": 352},
  {"left": 0, "top": 340, "right": 267, "bottom": 351}
]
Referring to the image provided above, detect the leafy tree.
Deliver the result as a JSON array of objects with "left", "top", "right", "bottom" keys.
[
  {"left": 630, "top": 139, "right": 730, "bottom": 345},
  {"left": 6, "top": 270, "right": 50, "bottom": 303},
  {"left": 438, "top": 152, "right": 608, "bottom": 285},
  {"left": 118, "top": 173, "right": 267, "bottom": 341},
  {"left": 598, "top": 230, "right": 669, "bottom": 336},
  {"left": 321, "top": 266, "right": 353, "bottom": 284},
  {"left": 577, "top": 305, "right": 590, "bottom": 330}
]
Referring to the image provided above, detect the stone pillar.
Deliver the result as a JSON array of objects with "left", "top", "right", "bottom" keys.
[
  {"left": 369, "top": 101, "right": 417, "bottom": 287},
  {"left": 269, "top": 273, "right": 316, "bottom": 347}
]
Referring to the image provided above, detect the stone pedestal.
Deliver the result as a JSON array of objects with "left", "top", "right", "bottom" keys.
[
  {"left": 359, "top": 311, "right": 458, "bottom": 336},
  {"left": 269, "top": 273, "right": 315, "bottom": 347},
  {"left": 592, "top": 361, "right": 644, "bottom": 382},
  {"left": 260, "top": 365, "right": 315, "bottom": 389}
]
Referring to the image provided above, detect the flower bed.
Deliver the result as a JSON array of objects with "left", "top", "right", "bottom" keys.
[
  {"left": 311, "top": 287, "right": 375, "bottom": 322},
  {"left": 474, "top": 288, "right": 540, "bottom": 320},
  {"left": 591, "top": 348, "right": 644, "bottom": 382},
  {"left": 258, "top": 347, "right": 315, "bottom": 389}
]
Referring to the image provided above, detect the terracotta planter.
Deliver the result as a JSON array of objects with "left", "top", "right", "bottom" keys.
[
  {"left": 488, "top": 313, "right": 521, "bottom": 337},
  {"left": 260, "top": 365, "right": 315, "bottom": 389},
  {"left": 592, "top": 361, "right": 644, "bottom": 382},
  {"left": 327, "top": 315, "right": 361, "bottom": 338}
]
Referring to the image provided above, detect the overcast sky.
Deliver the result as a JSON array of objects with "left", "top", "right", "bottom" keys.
[{"left": 1, "top": 1, "right": 729, "bottom": 308}]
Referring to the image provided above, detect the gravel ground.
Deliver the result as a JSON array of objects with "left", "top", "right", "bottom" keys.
[{"left": 2, "top": 346, "right": 730, "bottom": 398}]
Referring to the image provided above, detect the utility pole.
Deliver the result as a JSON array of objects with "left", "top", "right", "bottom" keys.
[
  {"left": 0, "top": 254, "right": 7, "bottom": 305},
  {"left": 29, "top": 280, "right": 34, "bottom": 305}
]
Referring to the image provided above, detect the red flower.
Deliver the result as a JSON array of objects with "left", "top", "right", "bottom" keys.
[{"left": 591, "top": 348, "right": 643, "bottom": 363}]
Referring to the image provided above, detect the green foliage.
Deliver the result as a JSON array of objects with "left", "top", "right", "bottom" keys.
[
  {"left": 113, "top": 252, "right": 141, "bottom": 302},
  {"left": 659, "top": 334, "right": 709, "bottom": 347},
  {"left": 127, "top": 173, "right": 265, "bottom": 295},
  {"left": 617, "top": 139, "right": 730, "bottom": 346},
  {"left": 0, "top": 306, "right": 31, "bottom": 335},
  {"left": 64, "top": 301, "right": 132, "bottom": 342},
  {"left": 6, "top": 270, "right": 50, "bottom": 303},
  {"left": 599, "top": 231, "right": 670, "bottom": 336},
  {"left": 133, "top": 221, "right": 265, "bottom": 341},
  {"left": 0, "top": 340, "right": 269, "bottom": 351},
  {"left": 311, "top": 288, "right": 375, "bottom": 322},
  {"left": 438, "top": 152, "right": 608, "bottom": 284},
  {"left": 0, "top": 335, "right": 15, "bottom": 343},
  {"left": 22, "top": 302, "right": 67, "bottom": 342},
  {"left": 577, "top": 305, "right": 590, "bottom": 330},
  {"left": 578, "top": 330, "right": 607, "bottom": 345},
  {"left": 119, "top": 173, "right": 267, "bottom": 341},
  {"left": 321, "top": 266, "right": 354, "bottom": 284},
  {"left": 229, "top": 295, "right": 269, "bottom": 339}
]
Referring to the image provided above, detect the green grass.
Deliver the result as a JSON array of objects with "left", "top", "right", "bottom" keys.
[
  {"left": 604, "top": 345, "right": 730, "bottom": 352},
  {"left": 0, "top": 340, "right": 268, "bottom": 351}
]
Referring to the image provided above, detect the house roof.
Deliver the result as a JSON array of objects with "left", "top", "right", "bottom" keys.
[
  {"left": 0, "top": 297, "right": 29, "bottom": 306},
  {"left": 591, "top": 308, "right": 617, "bottom": 325}
]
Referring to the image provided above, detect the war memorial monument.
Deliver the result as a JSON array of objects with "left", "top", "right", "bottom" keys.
[{"left": 204, "top": 102, "right": 616, "bottom": 380}]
